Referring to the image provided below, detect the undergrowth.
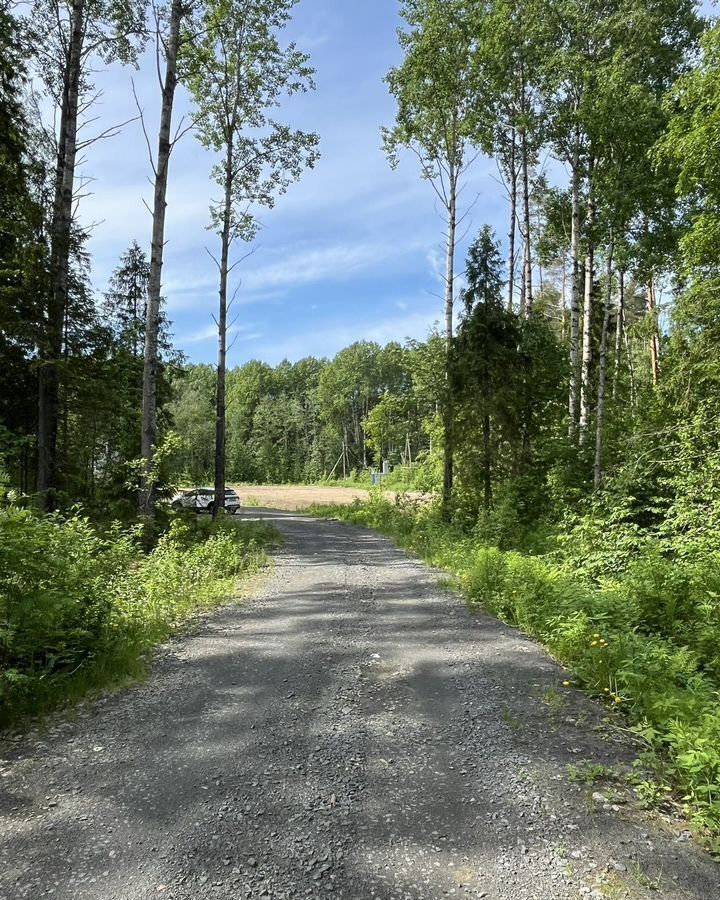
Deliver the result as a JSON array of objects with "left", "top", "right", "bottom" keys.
[
  {"left": 0, "top": 506, "right": 279, "bottom": 727},
  {"left": 309, "top": 492, "right": 720, "bottom": 854}
]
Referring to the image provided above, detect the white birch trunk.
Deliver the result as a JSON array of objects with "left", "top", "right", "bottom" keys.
[
  {"left": 612, "top": 268, "right": 624, "bottom": 401},
  {"left": 520, "top": 77, "right": 533, "bottom": 317},
  {"left": 139, "top": 0, "right": 183, "bottom": 517},
  {"left": 579, "top": 161, "right": 595, "bottom": 437},
  {"left": 594, "top": 242, "right": 614, "bottom": 487},
  {"left": 507, "top": 127, "right": 517, "bottom": 313},
  {"left": 443, "top": 164, "right": 457, "bottom": 512},
  {"left": 568, "top": 128, "right": 581, "bottom": 435},
  {"left": 647, "top": 278, "right": 660, "bottom": 386},
  {"left": 214, "top": 142, "right": 233, "bottom": 520}
]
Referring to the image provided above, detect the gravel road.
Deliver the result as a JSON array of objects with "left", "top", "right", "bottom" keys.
[{"left": 1, "top": 509, "right": 718, "bottom": 900}]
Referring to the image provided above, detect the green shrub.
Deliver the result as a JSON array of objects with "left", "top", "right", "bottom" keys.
[{"left": 0, "top": 506, "right": 276, "bottom": 725}]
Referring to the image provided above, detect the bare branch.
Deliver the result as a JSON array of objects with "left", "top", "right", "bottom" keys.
[
  {"left": 132, "top": 78, "right": 157, "bottom": 176},
  {"left": 205, "top": 246, "right": 221, "bottom": 270},
  {"left": 76, "top": 115, "right": 140, "bottom": 151}
]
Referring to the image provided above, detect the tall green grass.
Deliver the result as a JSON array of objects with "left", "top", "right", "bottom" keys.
[
  {"left": 310, "top": 493, "right": 720, "bottom": 852},
  {"left": 0, "top": 507, "right": 278, "bottom": 726}
]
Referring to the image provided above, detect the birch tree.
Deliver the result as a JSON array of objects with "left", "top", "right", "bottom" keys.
[
  {"left": 138, "top": 0, "right": 195, "bottom": 517},
  {"left": 383, "top": 0, "right": 478, "bottom": 513},
  {"left": 184, "top": 0, "right": 319, "bottom": 519},
  {"left": 29, "top": 0, "right": 146, "bottom": 508},
  {"left": 586, "top": 0, "right": 700, "bottom": 473},
  {"left": 477, "top": 0, "right": 546, "bottom": 318}
]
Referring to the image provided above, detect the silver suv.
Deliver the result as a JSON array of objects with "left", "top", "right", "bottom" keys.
[{"left": 171, "top": 487, "right": 242, "bottom": 514}]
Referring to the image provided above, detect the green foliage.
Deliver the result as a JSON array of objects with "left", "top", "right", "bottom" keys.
[
  {"left": 168, "top": 339, "right": 443, "bottom": 490},
  {"left": 183, "top": 0, "right": 320, "bottom": 243},
  {"left": 660, "top": 22, "right": 720, "bottom": 275},
  {"left": 567, "top": 761, "right": 614, "bottom": 785},
  {"left": 451, "top": 229, "right": 567, "bottom": 525},
  {"left": 383, "top": 0, "right": 477, "bottom": 173},
  {"left": 0, "top": 503, "right": 277, "bottom": 725}
]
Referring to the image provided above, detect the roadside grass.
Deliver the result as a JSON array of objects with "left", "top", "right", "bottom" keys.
[
  {"left": 307, "top": 493, "right": 720, "bottom": 855},
  {"left": 0, "top": 506, "right": 280, "bottom": 730},
  {"left": 321, "top": 474, "right": 418, "bottom": 492}
]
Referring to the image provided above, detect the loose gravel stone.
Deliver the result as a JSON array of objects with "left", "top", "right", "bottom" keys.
[{"left": 0, "top": 509, "right": 718, "bottom": 899}]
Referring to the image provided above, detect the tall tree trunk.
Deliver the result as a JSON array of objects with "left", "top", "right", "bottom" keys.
[
  {"left": 594, "top": 242, "right": 614, "bottom": 487},
  {"left": 507, "top": 127, "right": 517, "bottom": 312},
  {"left": 537, "top": 248, "right": 543, "bottom": 298},
  {"left": 568, "top": 127, "right": 581, "bottom": 436},
  {"left": 623, "top": 304, "right": 638, "bottom": 413},
  {"left": 612, "top": 268, "right": 624, "bottom": 401},
  {"left": 38, "top": 0, "right": 85, "bottom": 509},
  {"left": 561, "top": 256, "right": 567, "bottom": 342},
  {"left": 579, "top": 159, "right": 595, "bottom": 437},
  {"left": 519, "top": 72, "right": 533, "bottom": 317},
  {"left": 647, "top": 277, "right": 660, "bottom": 386},
  {"left": 482, "top": 413, "right": 492, "bottom": 511},
  {"left": 442, "top": 168, "right": 457, "bottom": 515},
  {"left": 213, "top": 144, "right": 233, "bottom": 520},
  {"left": 139, "top": 0, "right": 183, "bottom": 517}
]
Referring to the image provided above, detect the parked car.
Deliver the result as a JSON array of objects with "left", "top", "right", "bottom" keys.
[{"left": 171, "top": 487, "right": 242, "bottom": 514}]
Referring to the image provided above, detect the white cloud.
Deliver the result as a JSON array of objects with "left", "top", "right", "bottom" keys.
[{"left": 241, "top": 238, "right": 423, "bottom": 294}]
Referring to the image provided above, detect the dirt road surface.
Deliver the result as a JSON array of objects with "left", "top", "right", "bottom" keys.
[{"left": 1, "top": 510, "right": 718, "bottom": 900}]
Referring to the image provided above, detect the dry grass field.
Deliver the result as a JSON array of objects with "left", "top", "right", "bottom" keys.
[{"left": 230, "top": 484, "right": 423, "bottom": 510}]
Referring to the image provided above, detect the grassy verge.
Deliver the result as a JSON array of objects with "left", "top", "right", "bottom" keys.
[
  {"left": 309, "top": 493, "right": 720, "bottom": 854},
  {"left": 0, "top": 507, "right": 280, "bottom": 729}
]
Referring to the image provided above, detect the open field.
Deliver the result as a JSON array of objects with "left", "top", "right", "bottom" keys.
[{"left": 231, "top": 483, "right": 426, "bottom": 510}]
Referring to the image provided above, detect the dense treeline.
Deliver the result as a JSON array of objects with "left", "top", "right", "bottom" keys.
[
  {"left": 373, "top": 2, "right": 720, "bottom": 582},
  {"left": 169, "top": 339, "right": 443, "bottom": 486},
  {"left": 1, "top": 0, "right": 720, "bottom": 547},
  {"left": 2, "top": 0, "right": 720, "bottom": 530},
  {"left": 381, "top": 0, "right": 710, "bottom": 517}
]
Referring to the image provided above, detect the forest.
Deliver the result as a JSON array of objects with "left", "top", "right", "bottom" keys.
[{"left": 3, "top": 0, "right": 720, "bottom": 853}]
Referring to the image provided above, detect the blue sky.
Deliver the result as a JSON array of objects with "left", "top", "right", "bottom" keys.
[{"left": 76, "top": 2, "right": 515, "bottom": 365}]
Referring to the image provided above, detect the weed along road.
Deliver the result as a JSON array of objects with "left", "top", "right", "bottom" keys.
[{"left": 1, "top": 510, "right": 718, "bottom": 900}]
